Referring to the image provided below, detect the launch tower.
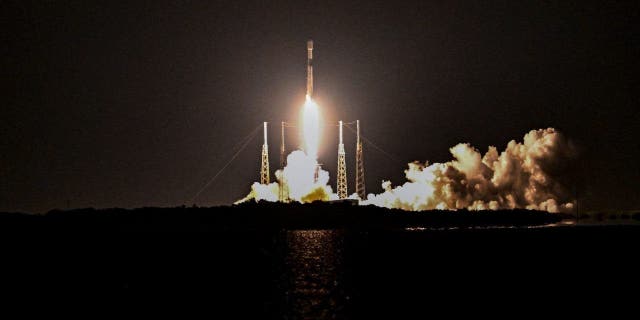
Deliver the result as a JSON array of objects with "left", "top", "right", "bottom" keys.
[
  {"left": 337, "top": 121, "right": 348, "bottom": 199},
  {"left": 260, "top": 122, "right": 270, "bottom": 184},
  {"left": 279, "top": 121, "right": 289, "bottom": 202},
  {"left": 355, "top": 120, "right": 366, "bottom": 199}
]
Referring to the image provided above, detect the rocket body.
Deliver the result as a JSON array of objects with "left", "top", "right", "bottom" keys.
[
  {"left": 306, "top": 40, "right": 313, "bottom": 98},
  {"left": 263, "top": 122, "right": 268, "bottom": 146}
]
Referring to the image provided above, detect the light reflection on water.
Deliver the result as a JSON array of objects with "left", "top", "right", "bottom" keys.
[
  {"left": 403, "top": 217, "right": 640, "bottom": 231},
  {"left": 404, "top": 219, "right": 578, "bottom": 231},
  {"left": 283, "top": 229, "right": 348, "bottom": 319}
]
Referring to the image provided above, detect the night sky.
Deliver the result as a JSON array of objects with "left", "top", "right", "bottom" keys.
[{"left": 2, "top": 1, "right": 639, "bottom": 213}]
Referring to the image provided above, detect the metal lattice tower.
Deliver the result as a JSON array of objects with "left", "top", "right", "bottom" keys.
[
  {"left": 337, "top": 121, "right": 348, "bottom": 199},
  {"left": 260, "top": 122, "right": 270, "bottom": 184},
  {"left": 279, "top": 121, "right": 289, "bottom": 202},
  {"left": 355, "top": 120, "right": 366, "bottom": 199}
]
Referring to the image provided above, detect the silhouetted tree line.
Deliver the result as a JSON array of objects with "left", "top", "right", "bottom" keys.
[{"left": 0, "top": 202, "right": 578, "bottom": 232}]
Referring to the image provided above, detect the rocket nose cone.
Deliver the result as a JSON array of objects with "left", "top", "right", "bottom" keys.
[{"left": 307, "top": 40, "right": 313, "bottom": 50}]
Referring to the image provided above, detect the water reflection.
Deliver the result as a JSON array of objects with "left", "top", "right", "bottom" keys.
[{"left": 282, "top": 229, "right": 348, "bottom": 319}]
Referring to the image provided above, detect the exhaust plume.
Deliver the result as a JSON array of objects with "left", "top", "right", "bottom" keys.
[
  {"left": 236, "top": 150, "right": 337, "bottom": 204},
  {"left": 237, "top": 128, "right": 575, "bottom": 213},
  {"left": 362, "top": 128, "right": 576, "bottom": 213},
  {"left": 302, "top": 96, "right": 320, "bottom": 159}
]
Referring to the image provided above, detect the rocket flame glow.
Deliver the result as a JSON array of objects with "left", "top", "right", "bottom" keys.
[
  {"left": 302, "top": 95, "right": 320, "bottom": 159},
  {"left": 235, "top": 40, "right": 577, "bottom": 213}
]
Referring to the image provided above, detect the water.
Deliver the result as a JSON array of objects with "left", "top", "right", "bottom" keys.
[
  {"left": 7, "top": 222, "right": 638, "bottom": 316},
  {"left": 265, "top": 224, "right": 640, "bottom": 318},
  {"left": 282, "top": 230, "right": 347, "bottom": 319}
]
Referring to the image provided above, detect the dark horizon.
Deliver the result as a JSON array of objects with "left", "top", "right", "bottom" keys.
[{"left": 2, "top": 1, "right": 639, "bottom": 213}]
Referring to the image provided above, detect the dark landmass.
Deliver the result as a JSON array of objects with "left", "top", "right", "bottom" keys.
[
  {"left": 579, "top": 209, "right": 640, "bottom": 222},
  {"left": 0, "top": 201, "right": 566, "bottom": 232},
  {"left": 1, "top": 202, "right": 638, "bottom": 314}
]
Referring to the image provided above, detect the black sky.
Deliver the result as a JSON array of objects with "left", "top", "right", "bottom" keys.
[{"left": 2, "top": 0, "right": 639, "bottom": 213}]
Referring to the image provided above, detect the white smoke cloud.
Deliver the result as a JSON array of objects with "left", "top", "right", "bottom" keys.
[
  {"left": 238, "top": 128, "right": 575, "bottom": 213},
  {"left": 236, "top": 150, "right": 337, "bottom": 204},
  {"left": 362, "top": 128, "right": 576, "bottom": 213}
]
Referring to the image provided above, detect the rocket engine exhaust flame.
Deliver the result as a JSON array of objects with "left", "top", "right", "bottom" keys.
[
  {"left": 303, "top": 40, "right": 319, "bottom": 160},
  {"left": 235, "top": 41, "right": 575, "bottom": 213},
  {"left": 235, "top": 39, "right": 331, "bottom": 204},
  {"left": 236, "top": 95, "right": 327, "bottom": 204},
  {"left": 302, "top": 96, "right": 320, "bottom": 160}
]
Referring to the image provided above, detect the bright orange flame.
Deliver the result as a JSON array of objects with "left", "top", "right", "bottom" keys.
[{"left": 302, "top": 95, "right": 320, "bottom": 159}]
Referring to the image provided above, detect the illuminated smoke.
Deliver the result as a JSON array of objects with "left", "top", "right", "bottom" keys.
[
  {"left": 280, "top": 150, "right": 335, "bottom": 202},
  {"left": 237, "top": 96, "right": 332, "bottom": 204},
  {"left": 238, "top": 182, "right": 280, "bottom": 203},
  {"left": 238, "top": 128, "right": 575, "bottom": 213},
  {"left": 236, "top": 150, "right": 337, "bottom": 204},
  {"left": 362, "top": 128, "right": 576, "bottom": 213}
]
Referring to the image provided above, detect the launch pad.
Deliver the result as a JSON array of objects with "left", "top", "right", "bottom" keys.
[{"left": 259, "top": 40, "right": 366, "bottom": 203}]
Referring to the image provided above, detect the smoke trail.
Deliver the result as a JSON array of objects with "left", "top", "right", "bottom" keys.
[
  {"left": 236, "top": 150, "right": 337, "bottom": 204},
  {"left": 362, "top": 128, "right": 576, "bottom": 213}
]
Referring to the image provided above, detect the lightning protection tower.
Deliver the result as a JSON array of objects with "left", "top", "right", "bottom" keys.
[
  {"left": 355, "top": 120, "right": 366, "bottom": 199},
  {"left": 279, "top": 121, "right": 289, "bottom": 202},
  {"left": 260, "top": 122, "right": 270, "bottom": 184},
  {"left": 337, "top": 121, "right": 348, "bottom": 199}
]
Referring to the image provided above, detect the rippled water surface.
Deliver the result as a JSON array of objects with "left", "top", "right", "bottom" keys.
[{"left": 282, "top": 230, "right": 347, "bottom": 319}]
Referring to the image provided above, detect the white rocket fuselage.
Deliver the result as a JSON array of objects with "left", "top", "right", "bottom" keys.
[
  {"left": 263, "top": 122, "right": 268, "bottom": 146},
  {"left": 306, "top": 40, "right": 313, "bottom": 98}
]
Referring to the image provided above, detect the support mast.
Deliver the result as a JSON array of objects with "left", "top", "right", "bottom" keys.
[
  {"left": 337, "top": 120, "right": 348, "bottom": 199},
  {"left": 355, "top": 120, "right": 366, "bottom": 199},
  {"left": 260, "top": 122, "right": 270, "bottom": 184},
  {"left": 279, "top": 121, "right": 289, "bottom": 202}
]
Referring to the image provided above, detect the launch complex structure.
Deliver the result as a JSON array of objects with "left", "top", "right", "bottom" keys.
[{"left": 260, "top": 40, "right": 366, "bottom": 202}]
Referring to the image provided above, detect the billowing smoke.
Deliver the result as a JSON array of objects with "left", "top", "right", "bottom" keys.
[
  {"left": 236, "top": 150, "right": 337, "bottom": 204},
  {"left": 238, "top": 128, "right": 575, "bottom": 213},
  {"left": 362, "top": 128, "right": 576, "bottom": 213}
]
